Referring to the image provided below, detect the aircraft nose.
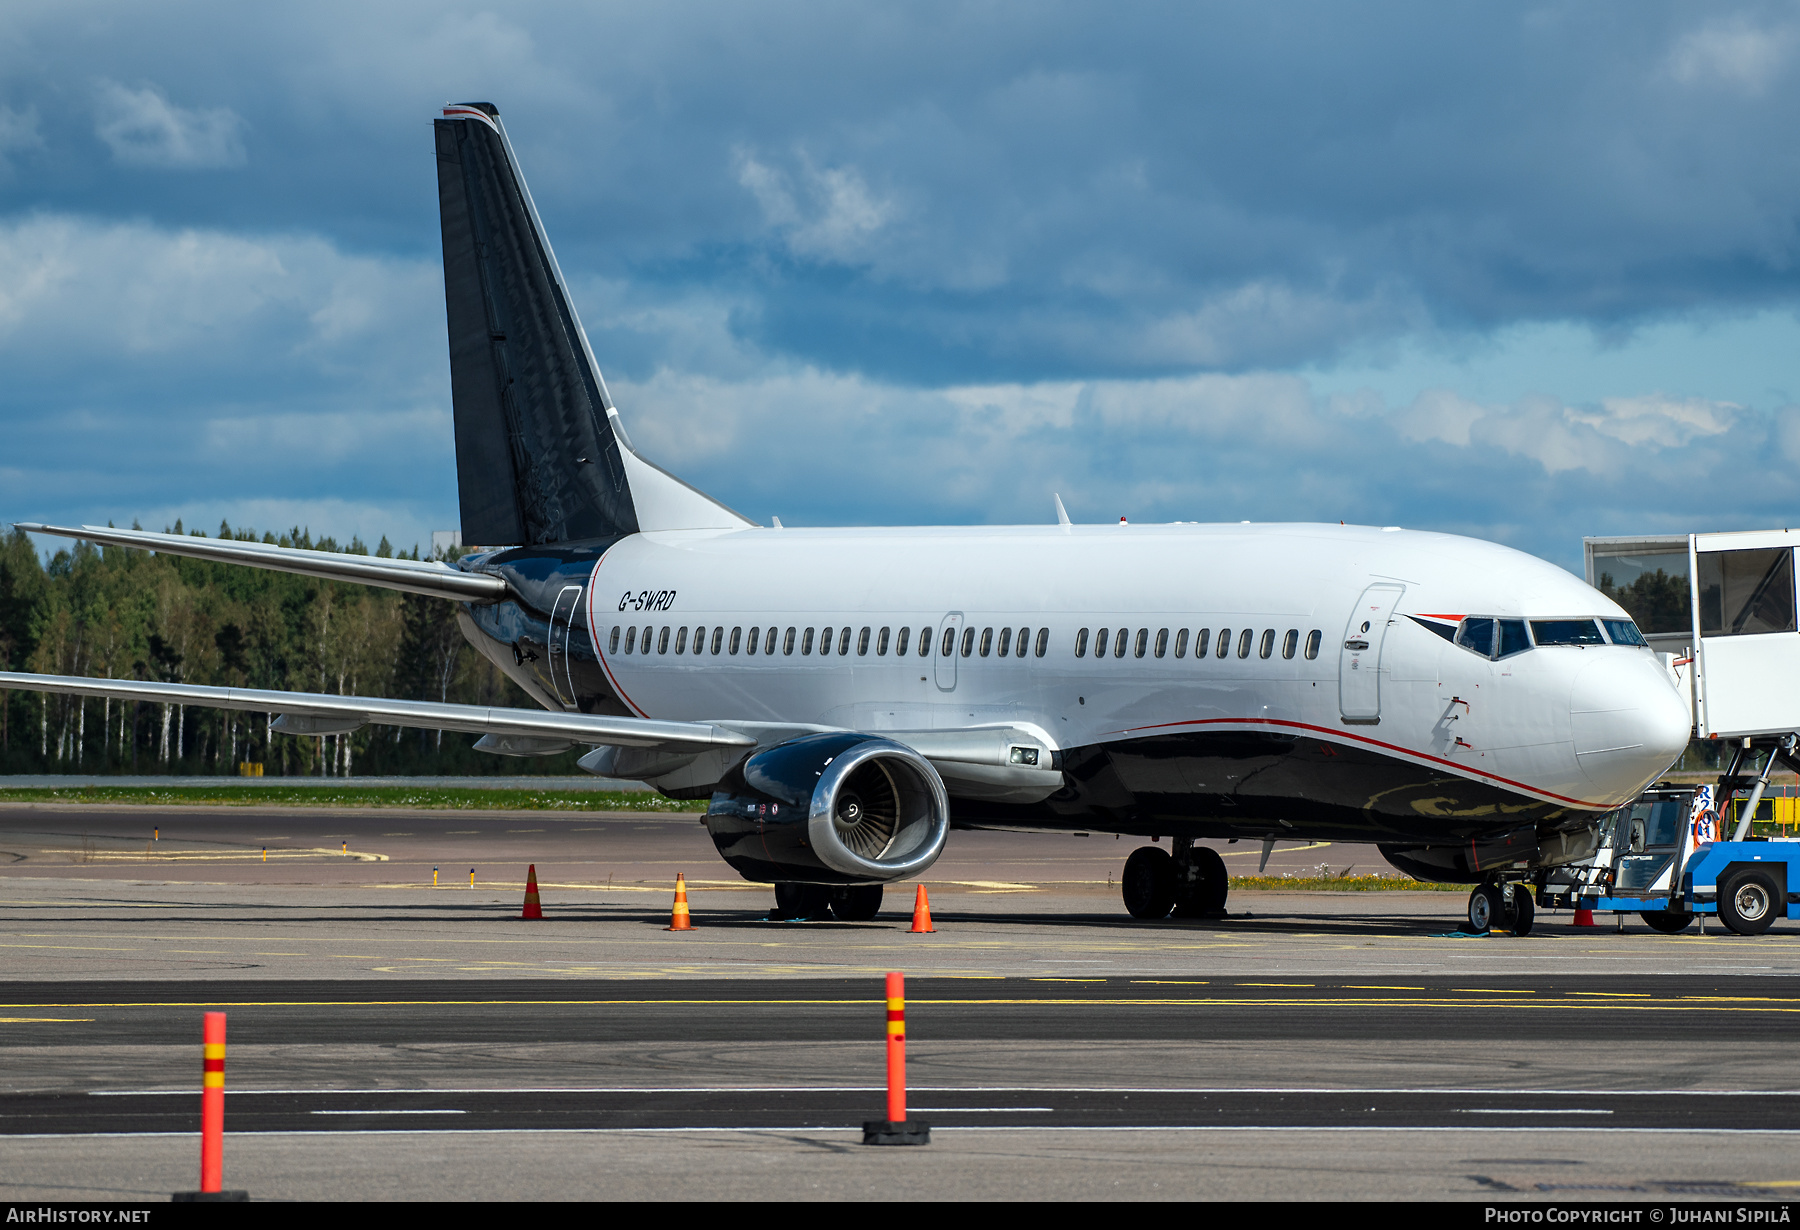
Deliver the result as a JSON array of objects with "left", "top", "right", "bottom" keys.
[{"left": 1569, "top": 652, "right": 1693, "bottom": 802}]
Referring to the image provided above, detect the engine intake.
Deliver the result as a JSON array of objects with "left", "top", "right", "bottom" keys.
[{"left": 705, "top": 732, "right": 951, "bottom": 884}]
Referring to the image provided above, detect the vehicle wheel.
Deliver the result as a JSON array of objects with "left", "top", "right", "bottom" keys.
[
  {"left": 1640, "top": 909, "right": 1694, "bottom": 934},
  {"left": 1718, "top": 870, "right": 1781, "bottom": 937},
  {"left": 829, "top": 884, "right": 885, "bottom": 922},
  {"left": 1172, "top": 846, "right": 1228, "bottom": 917},
  {"left": 772, "top": 882, "right": 831, "bottom": 920},
  {"left": 1467, "top": 883, "right": 1505, "bottom": 934},
  {"left": 1509, "top": 886, "right": 1535, "bottom": 936},
  {"left": 1122, "top": 846, "right": 1177, "bottom": 920}
]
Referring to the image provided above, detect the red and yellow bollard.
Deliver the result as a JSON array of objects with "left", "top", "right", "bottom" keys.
[
  {"left": 174, "top": 1012, "right": 246, "bottom": 1200},
  {"left": 862, "top": 971, "right": 929, "bottom": 1145}
]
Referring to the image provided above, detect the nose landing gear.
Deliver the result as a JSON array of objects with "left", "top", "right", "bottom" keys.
[{"left": 1466, "top": 881, "right": 1534, "bottom": 935}]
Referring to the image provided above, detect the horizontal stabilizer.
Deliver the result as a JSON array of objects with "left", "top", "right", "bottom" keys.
[
  {"left": 13, "top": 524, "right": 508, "bottom": 603},
  {"left": 0, "top": 671, "right": 755, "bottom": 753}
]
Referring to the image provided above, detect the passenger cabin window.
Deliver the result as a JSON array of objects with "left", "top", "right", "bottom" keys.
[
  {"left": 918, "top": 628, "right": 931, "bottom": 657},
  {"left": 1236, "top": 629, "right": 1253, "bottom": 658},
  {"left": 694, "top": 626, "right": 707, "bottom": 655},
  {"left": 1697, "top": 547, "right": 1797, "bottom": 637},
  {"left": 729, "top": 627, "right": 742, "bottom": 655},
  {"left": 894, "top": 626, "right": 909, "bottom": 656},
  {"left": 876, "top": 627, "right": 889, "bottom": 656},
  {"left": 675, "top": 626, "right": 688, "bottom": 654},
  {"left": 979, "top": 628, "right": 993, "bottom": 657},
  {"left": 1154, "top": 629, "right": 1168, "bottom": 658},
  {"left": 765, "top": 627, "right": 778, "bottom": 655},
  {"left": 659, "top": 627, "right": 671, "bottom": 654},
  {"left": 1075, "top": 628, "right": 1089, "bottom": 658},
  {"left": 1096, "top": 628, "right": 1109, "bottom": 658},
  {"left": 839, "top": 629, "right": 851, "bottom": 655},
  {"left": 746, "top": 626, "right": 759, "bottom": 655},
  {"left": 609, "top": 626, "right": 620, "bottom": 653},
  {"left": 1193, "top": 629, "right": 1209, "bottom": 659},
  {"left": 941, "top": 627, "right": 956, "bottom": 657},
  {"left": 1173, "top": 628, "right": 1188, "bottom": 658},
  {"left": 1134, "top": 629, "right": 1148, "bottom": 658},
  {"left": 711, "top": 627, "right": 725, "bottom": 655},
  {"left": 1216, "top": 629, "right": 1230, "bottom": 658},
  {"left": 1035, "top": 627, "right": 1049, "bottom": 657},
  {"left": 784, "top": 627, "right": 797, "bottom": 655},
  {"left": 624, "top": 627, "right": 637, "bottom": 654},
  {"left": 961, "top": 628, "right": 976, "bottom": 657},
  {"left": 1114, "top": 629, "right": 1128, "bottom": 658},
  {"left": 802, "top": 628, "right": 815, "bottom": 655},
  {"left": 997, "top": 627, "right": 1012, "bottom": 657},
  {"left": 1304, "top": 629, "right": 1321, "bottom": 659},
  {"left": 1530, "top": 619, "right": 1605, "bottom": 647},
  {"left": 1259, "top": 629, "right": 1274, "bottom": 659},
  {"left": 1282, "top": 629, "right": 1298, "bottom": 659}
]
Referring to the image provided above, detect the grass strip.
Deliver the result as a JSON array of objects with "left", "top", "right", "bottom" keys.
[
  {"left": 0, "top": 785, "right": 705, "bottom": 813},
  {"left": 1229, "top": 873, "right": 1463, "bottom": 892}
]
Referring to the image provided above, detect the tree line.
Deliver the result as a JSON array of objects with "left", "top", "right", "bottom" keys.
[{"left": 0, "top": 522, "right": 585, "bottom": 776}]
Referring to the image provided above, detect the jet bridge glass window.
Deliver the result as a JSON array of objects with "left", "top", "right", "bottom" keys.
[
  {"left": 1282, "top": 629, "right": 1298, "bottom": 659},
  {"left": 998, "top": 627, "right": 1012, "bottom": 657},
  {"left": 961, "top": 628, "right": 976, "bottom": 657},
  {"left": 1530, "top": 619, "right": 1605, "bottom": 647},
  {"left": 1075, "top": 628, "right": 1089, "bottom": 658},
  {"left": 1035, "top": 627, "right": 1049, "bottom": 657},
  {"left": 1173, "top": 628, "right": 1188, "bottom": 658},
  {"left": 1134, "top": 629, "right": 1149, "bottom": 658},
  {"left": 658, "top": 627, "right": 670, "bottom": 654},
  {"left": 729, "top": 627, "right": 742, "bottom": 655},
  {"left": 877, "top": 627, "right": 890, "bottom": 656},
  {"left": 1154, "top": 629, "right": 1168, "bottom": 658},
  {"left": 1602, "top": 619, "right": 1648, "bottom": 647},
  {"left": 1697, "top": 547, "right": 1797, "bottom": 637},
  {"left": 895, "top": 626, "right": 910, "bottom": 656},
  {"left": 1216, "top": 629, "right": 1230, "bottom": 658},
  {"left": 1304, "top": 629, "right": 1321, "bottom": 659},
  {"left": 980, "top": 628, "right": 993, "bottom": 657},
  {"left": 1237, "top": 629, "right": 1253, "bottom": 658},
  {"left": 784, "top": 627, "right": 797, "bottom": 655},
  {"left": 674, "top": 626, "right": 688, "bottom": 654},
  {"left": 608, "top": 626, "right": 620, "bottom": 653},
  {"left": 1259, "top": 629, "right": 1275, "bottom": 659},
  {"left": 746, "top": 626, "right": 759, "bottom": 655}
]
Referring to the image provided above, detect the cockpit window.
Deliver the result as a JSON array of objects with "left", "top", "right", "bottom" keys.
[
  {"left": 1602, "top": 618, "right": 1649, "bottom": 647},
  {"left": 1497, "top": 619, "right": 1530, "bottom": 658},
  {"left": 1530, "top": 618, "right": 1605, "bottom": 646},
  {"left": 1456, "top": 617, "right": 1495, "bottom": 657}
]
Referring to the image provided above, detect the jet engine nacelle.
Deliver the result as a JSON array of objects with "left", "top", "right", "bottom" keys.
[{"left": 704, "top": 732, "right": 951, "bottom": 884}]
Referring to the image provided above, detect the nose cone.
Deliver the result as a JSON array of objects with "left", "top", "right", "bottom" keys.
[{"left": 1570, "top": 653, "right": 1693, "bottom": 802}]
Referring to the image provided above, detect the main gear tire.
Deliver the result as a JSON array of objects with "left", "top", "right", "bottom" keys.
[
  {"left": 1467, "top": 883, "right": 1505, "bottom": 934},
  {"left": 1123, "top": 846, "right": 1177, "bottom": 920},
  {"left": 1172, "top": 846, "right": 1229, "bottom": 918},
  {"left": 829, "top": 884, "right": 885, "bottom": 922}
]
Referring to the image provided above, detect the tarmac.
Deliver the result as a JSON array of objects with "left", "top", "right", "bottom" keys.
[{"left": 2, "top": 799, "right": 1798, "bottom": 1202}]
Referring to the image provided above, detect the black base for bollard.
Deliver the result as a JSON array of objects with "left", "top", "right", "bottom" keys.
[
  {"left": 173, "top": 1191, "right": 250, "bottom": 1201},
  {"left": 862, "top": 1118, "right": 931, "bottom": 1145}
]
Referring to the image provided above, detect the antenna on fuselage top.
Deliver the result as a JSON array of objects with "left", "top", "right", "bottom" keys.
[{"left": 1053, "top": 493, "right": 1072, "bottom": 531}]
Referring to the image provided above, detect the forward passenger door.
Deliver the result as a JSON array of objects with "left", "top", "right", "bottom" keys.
[{"left": 1339, "top": 584, "right": 1404, "bottom": 724}]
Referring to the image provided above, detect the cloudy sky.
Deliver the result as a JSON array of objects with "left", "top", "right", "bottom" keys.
[{"left": 2, "top": 1, "right": 1797, "bottom": 572}]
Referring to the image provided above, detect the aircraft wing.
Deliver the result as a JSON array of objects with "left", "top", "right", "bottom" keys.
[
  {"left": 12, "top": 523, "right": 507, "bottom": 603},
  {"left": 0, "top": 671, "right": 753, "bottom": 753}
]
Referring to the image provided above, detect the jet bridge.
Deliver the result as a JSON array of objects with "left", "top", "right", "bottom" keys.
[{"left": 1532, "top": 530, "right": 1800, "bottom": 935}]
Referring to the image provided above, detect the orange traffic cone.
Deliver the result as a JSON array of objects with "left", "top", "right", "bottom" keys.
[
  {"left": 1574, "top": 905, "right": 1596, "bottom": 927},
  {"left": 521, "top": 864, "right": 543, "bottom": 920},
  {"left": 667, "top": 872, "right": 694, "bottom": 931},
  {"left": 907, "top": 884, "right": 935, "bottom": 934}
]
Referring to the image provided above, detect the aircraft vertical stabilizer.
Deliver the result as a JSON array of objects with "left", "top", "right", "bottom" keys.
[{"left": 434, "top": 102, "right": 751, "bottom": 544}]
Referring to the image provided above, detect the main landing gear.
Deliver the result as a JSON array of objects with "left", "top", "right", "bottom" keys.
[
  {"left": 1465, "top": 881, "right": 1534, "bottom": 935},
  {"left": 1122, "top": 838, "right": 1228, "bottom": 920},
  {"left": 770, "top": 882, "right": 885, "bottom": 921}
]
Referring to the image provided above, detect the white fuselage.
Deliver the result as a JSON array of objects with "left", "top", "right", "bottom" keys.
[{"left": 582, "top": 521, "right": 1690, "bottom": 816}]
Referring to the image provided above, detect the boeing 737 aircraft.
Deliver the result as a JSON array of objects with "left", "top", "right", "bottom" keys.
[{"left": 2, "top": 102, "right": 1693, "bottom": 933}]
